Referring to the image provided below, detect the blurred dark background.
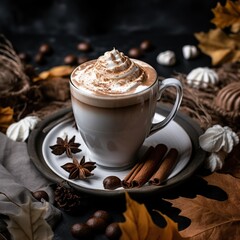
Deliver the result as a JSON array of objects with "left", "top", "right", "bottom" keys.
[
  {"left": 0, "top": 0, "right": 227, "bottom": 77},
  {"left": 0, "top": 0, "right": 225, "bottom": 36}
]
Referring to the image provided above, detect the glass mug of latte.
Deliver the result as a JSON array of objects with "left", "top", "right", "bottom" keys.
[{"left": 70, "top": 48, "right": 183, "bottom": 169}]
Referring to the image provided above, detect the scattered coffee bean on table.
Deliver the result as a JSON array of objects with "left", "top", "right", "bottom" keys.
[
  {"left": 64, "top": 54, "right": 78, "bottom": 65},
  {"left": 105, "top": 222, "right": 122, "bottom": 240},
  {"left": 140, "top": 40, "right": 153, "bottom": 51},
  {"left": 92, "top": 210, "right": 112, "bottom": 223},
  {"left": 128, "top": 47, "right": 142, "bottom": 58},
  {"left": 39, "top": 43, "right": 53, "bottom": 55},
  {"left": 18, "top": 52, "right": 31, "bottom": 63},
  {"left": 70, "top": 223, "right": 93, "bottom": 239},
  {"left": 86, "top": 217, "right": 108, "bottom": 233},
  {"left": 34, "top": 53, "right": 46, "bottom": 65},
  {"left": 77, "top": 41, "right": 92, "bottom": 52}
]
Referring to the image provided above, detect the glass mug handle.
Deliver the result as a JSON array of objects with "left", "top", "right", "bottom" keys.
[{"left": 149, "top": 78, "right": 183, "bottom": 136}]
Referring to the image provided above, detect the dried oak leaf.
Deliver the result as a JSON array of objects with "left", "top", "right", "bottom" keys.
[
  {"left": 119, "top": 192, "right": 186, "bottom": 240},
  {"left": 211, "top": 0, "right": 240, "bottom": 33},
  {"left": 0, "top": 107, "right": 14, "bottom": 133},
  {"left": 33, "top": 65, "right": 74, "bottom": 82},
  {"left": 49, "top": 135, "right": 81, "bottom": 158},
  {"left": 194, "top": 28, "right": 240, "bottom": 65},
  {"left": 61, "top": 156, "right": 96, "bottom": 180},
  {"left": 6, "top": 196, "right": 54, "bottom": 240},
  {"left": 168, "top": 172, "right": 240, "bottom": 239}
]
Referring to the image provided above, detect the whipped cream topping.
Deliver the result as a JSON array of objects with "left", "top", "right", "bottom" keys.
[{"left": 71, "top": 48, "right": 148, "bottom": 95}]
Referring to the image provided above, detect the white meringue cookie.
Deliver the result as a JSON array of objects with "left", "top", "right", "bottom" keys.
[
  {"left": 186, "top": 67, "right": 219, "bottom": 88},
  {"left": 6, "top": 116, "right": 40, "bottom": 142},
  {"left": 204, "top": 151, "right": 227, "bottom": 172},
  {"left": 182, "top": 45, "right": 198, "bottom": 59},
  {"left": 199, "top": 125, "right": 239, "bottom": 153},
  {"left": 156, "top": 50, "right": 176, "bottom": 66}
]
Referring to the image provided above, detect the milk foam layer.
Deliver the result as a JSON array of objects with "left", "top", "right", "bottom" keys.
[{"left": 71, "top": 48, "right": 156, "bottom": 95}]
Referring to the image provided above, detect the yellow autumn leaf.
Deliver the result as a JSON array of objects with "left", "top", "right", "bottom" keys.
[
  {"left": 211, "top": 0, "right": 240, "bottom": 33},
  {"left": 33, "top": 65, "right": 74, "bottom": 82},
  {"left": 194, "top": 28, "right": 240, "bottom": 65},
  {"left": 119, "top": 192, "right": 187, "bottom": 240},
  {"left": 0, "top": 106, "right": 14, "bottom": 133}
]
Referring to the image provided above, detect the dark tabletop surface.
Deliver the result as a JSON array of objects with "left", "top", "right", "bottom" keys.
[{"left": 1, "top": 0, "right": 227, "bottom": 239}]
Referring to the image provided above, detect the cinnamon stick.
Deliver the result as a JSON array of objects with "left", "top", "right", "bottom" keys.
[
  {"left": 149, "top": 148, "right": 179, "bottom": 186},
  {"left": 122, "top": 146, "right": 154, "bottom": 188},
  {"left": 122, "top": 144, "right": 168, "bottom": 188}
]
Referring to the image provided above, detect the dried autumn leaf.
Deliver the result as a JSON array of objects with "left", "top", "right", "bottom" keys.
[
  {"left": 0, "top": 107, "right": 14, "bottom": 133},
  {"left": 168, "top": 173, "right": 240, "bottom": 239},
  {"left": 33, "top": 65, "right": 74, "bottom": 82},
  {"left": 211, "top": 0, "right": 240, "bottom": 33},
  {"left": 7, "top": 196, "right": 54, "bottom": 240},
  {"left": 119, "top": 192, "right": 186, "bottom": 240},
  {"left": 195, "top": 28, "right": 240, "bottom": 65}
]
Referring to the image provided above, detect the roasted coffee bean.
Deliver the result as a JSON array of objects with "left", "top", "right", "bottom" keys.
[
  {"left": 140, "top": 40, "right": 153, "bottom": 51},
  {"left": 103, "top": 176, "right": 122, "bottom": 190},
  {"left": 93, "top": 210, "right": 111, "bottom": 223},
  {"left": 34, "top": 53, "right": 45, "bottom": 64},
  {"left": 86, "top": 217, "right": 108, "bottom": 232},
  {"left": 39, "top": 43, "right": 53, "bottom": 55},
  {"left": 64, "top": 54, "right": 78, "bottom": 65},
  {"left": 70, "top": 223, "right": 92, "bottom": 239},
  {"left": 18, "top": 52, "right": 31, "bottom": 63},
  {"left": 128, "top": 47, "right": 142, "bottom": 58},
  {"left": 77, "top": 42, "right": 92, "bottom": 52},
  {"left": 32, "top": 190, "right": 49, "bottom": 201},
  {"left": 105, "top": 222, "right": 121, "bottom": 240}
]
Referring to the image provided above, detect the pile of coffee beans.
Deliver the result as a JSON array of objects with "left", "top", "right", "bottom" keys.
[{"left": 70, "top": 210, "right": 121, "bottom": 239}]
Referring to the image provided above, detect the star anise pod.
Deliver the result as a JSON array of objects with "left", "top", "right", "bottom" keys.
[
  {"left": 49, "top": 135, "right": 81, "bottom": 158},
  {"left": 61, "top": 156, "right": 96, "bottom": 180}
]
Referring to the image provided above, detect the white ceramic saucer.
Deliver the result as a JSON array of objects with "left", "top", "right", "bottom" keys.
[{"left": 28, "top": 105, "right": 205, "bottom": 197}]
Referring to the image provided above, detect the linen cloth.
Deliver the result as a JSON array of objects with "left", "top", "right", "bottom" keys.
[{"left": 0, "top": 132, "right": 61, "bottom": 231}]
